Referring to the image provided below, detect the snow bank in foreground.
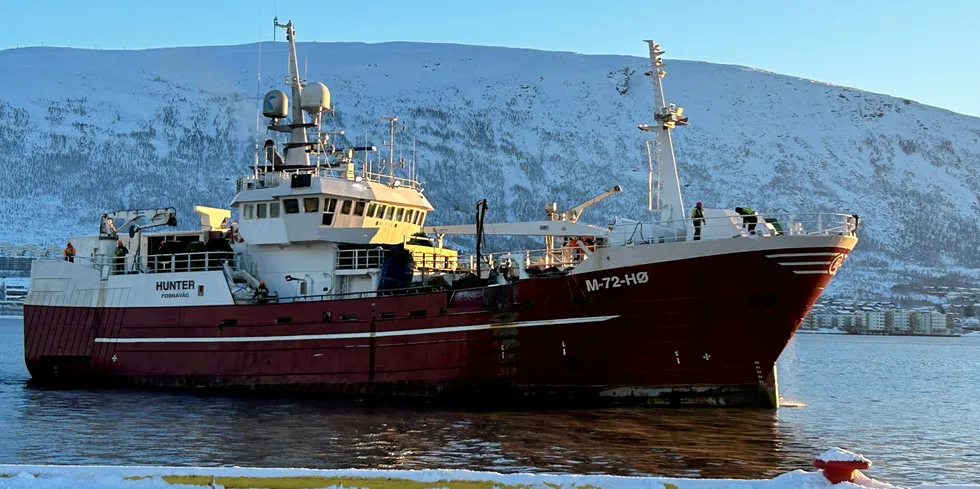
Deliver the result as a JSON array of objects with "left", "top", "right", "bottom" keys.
[{"left": 0, "top": 464, "right": 970, "bottom": 489}]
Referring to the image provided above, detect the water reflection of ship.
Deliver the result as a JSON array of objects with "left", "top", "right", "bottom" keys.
[
  {"left": 449, "top": 408, "right": 813, "bottom": 478},
  {"left": 14, "top": 387, "right": 811, "bottom": 478}
]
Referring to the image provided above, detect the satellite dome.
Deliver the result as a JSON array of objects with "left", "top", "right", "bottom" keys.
[
  {"left": 262, "top": 90, "right": 288, "bottom": 119},
  {"left": 301, "top": 82, "right": 330, "bottom": 114}
]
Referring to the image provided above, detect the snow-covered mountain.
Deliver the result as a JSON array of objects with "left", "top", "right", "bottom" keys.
[{"left": 1, "top": 41, "right": 978, "bottom": 299}]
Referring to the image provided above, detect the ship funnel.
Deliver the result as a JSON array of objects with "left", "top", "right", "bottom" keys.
[
  {"left": 263, "top": 90, "right": 289, "bottom": 119},
  {"left": 301, "top": 82, "right": 330, "bottom": 115}
]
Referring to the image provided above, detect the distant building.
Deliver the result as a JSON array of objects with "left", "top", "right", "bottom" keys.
[
  {"left": 832, "top": 315, "right": 848, "bottom": 330},
  {"left": 802, "top": 306, "right": 956, "bottom": 336},
  {"left": 887, "top": 310, "right": 911, "bottom": 334},
  {"left": 866, "top": 311, "right": 887, "bottom": 333},
  {"left": 911, "top": 312, "right": 931, "bottom": 334},
  {"left": 908, "top": 311, "right": 950, "bottom": 335},
  {"left": 835, "top": 314, "right": 866, "bottom": 333},
  {"left": 927, "top": 311, "right": 950, "bottom": 335},
  {"left": 0, "top": 256, "right": 33, "bottom": 273},
  {"left": 816, "top": 314, "right": 835, "bottom": 329}
]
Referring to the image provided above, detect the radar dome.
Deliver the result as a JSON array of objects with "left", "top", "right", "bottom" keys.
[
  {"left": 262, "top": 90, "right": 288, "bottom": 119},
  {"left": 301, "top": 82, "right": 330, "bottom": 114}
]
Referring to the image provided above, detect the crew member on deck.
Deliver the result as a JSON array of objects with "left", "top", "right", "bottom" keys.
[
  {"left": 63, "top": 242, "right": 75, "bottom": 263},
  {"left": 691, "top": 202, "right": 705, "bottom": 241},
  {"left": 157, "top": 240, "right": 171, "bottom": 272},
  {"left": 186, "top": 240, "right": 206, "bottom": 271},
  {"left": 735, "top": 207, "right": 759, "bottom": 235},
  {"left": 255, "top": 280, "right": 270, "bottom": 304},
  {"left": 114, "top": 239, "right": 129, "bottom": 274}
]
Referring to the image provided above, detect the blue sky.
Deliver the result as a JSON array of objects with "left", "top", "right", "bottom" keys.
[{"left": 3, "top": 0, "right": 977, "bottom": 117}]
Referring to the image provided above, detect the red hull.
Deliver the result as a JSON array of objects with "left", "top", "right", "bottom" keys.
[{"left": 23, "top": 246, "right": 847, "bottom": 407}]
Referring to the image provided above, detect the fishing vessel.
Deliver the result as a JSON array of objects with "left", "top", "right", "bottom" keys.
[{"left": 23, "top": 20, "right": 858, "bottom": 407}]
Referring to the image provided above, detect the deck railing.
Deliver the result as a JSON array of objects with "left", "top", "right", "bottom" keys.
[
  {"left": 614, "top": 212, "right": 857, "bottom": 245},
  {"left": 452, "top": 212, "right": 857, "bottom": 273},
  {"left": 337, "top": 247, "right": 457, "bottom": 272},
  {"left": 457, "top": 248, "right": 582, "bottom": 274},
  {"left": 143, "top": 252, "right": 236, "bottom": 274},
  {"left": 411, "top": 251, "right": 458, "bottom": 271},
  {"left": 359, "top": 171, "right": 423, "bottom": 191},
  {"left": 50, "top": 252, "right": 237, "bottom": 276},
  {"left": 58, "top": 255, "right": 110, "bottom": 272},
  {"left": 236, "top": 171, "right": 287, "bottom": 191},
  {"left": 336, "top": 248, "right": 386, "bottom": 270},
  {"left": 236, "top": 167, "right": 423, "bottom": 192}
]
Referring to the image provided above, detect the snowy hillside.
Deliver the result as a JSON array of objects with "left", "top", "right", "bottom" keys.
[{"left": 1, "top": 41, "right": 979, "bottom": 299}]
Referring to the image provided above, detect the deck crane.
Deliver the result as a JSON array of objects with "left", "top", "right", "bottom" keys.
[
  {"left": 541, "top": 185, "right": 623, "bottom": 267},
  {"left": 546, "top": 185, "right": 624, "bottom": 223},
  {"left": 99, "top": 208, "right": 178, "bottom": 239}
]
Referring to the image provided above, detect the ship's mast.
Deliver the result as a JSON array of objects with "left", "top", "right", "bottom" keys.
[
  {"left": 253, "top": 11, "right": 263, "bottom": 179},
  {"left": 274, "top": 18, "right": 310, "bottom": 166},
  {"left": 645, "top": 140, "right": 660, "bottom": 212},
  {"left": 639, "top": 40, "right": 688, "bottom": 230},
  {"left": 380, "top": 116, "right": 405, "bottom": 181}
]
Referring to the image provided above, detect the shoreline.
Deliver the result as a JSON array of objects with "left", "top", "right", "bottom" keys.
[{"left": 798, "top": 328, "right": 965, "bottom": 338}]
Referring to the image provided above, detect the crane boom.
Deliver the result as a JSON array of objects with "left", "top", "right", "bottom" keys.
[
  {"left": 99, "top": 208, "right": 178, "bottom": 238},
  {"left": 562, "top": 185, "right": 623, "bottom": 223}
]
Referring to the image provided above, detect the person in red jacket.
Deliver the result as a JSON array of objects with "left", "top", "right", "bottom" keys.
[{"left": 63, "top": 242, "right": 76, "bottom": 263}]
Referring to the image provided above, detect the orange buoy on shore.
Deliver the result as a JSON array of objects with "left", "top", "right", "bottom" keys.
[{"left": 814, "top": 447, "right": 872, "bottom": 484}]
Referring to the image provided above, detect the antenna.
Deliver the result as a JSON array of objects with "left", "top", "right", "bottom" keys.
[
  {"left": 364, "top": 130, "right": 370, "bottom": 177},
  {"left": 253, "top": 3, "right": 263, "bottom": 178},
  {"left": 398, "top": 128, "right": 405, "bottom": 168},
  {"left": 412, "top": 136, "right": 417, "bottom": 183},
  {"left": 381, "top": 115, "right": 398, "bottom": 182}
]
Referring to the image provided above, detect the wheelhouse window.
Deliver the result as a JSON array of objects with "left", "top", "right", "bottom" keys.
[
  {"left": 283, "top": 199, "right": 299, "bottom": 214},
  {"left": 257, "top": 203, "right": 268, "bottom": 219},
  {"left": 375, "top": 205, "right": 387, "bottom": 219},
  {"left": 322, "top": 198, "right": 338, "bottom": 226},
  {"left": 366, "top": 203, "right": 377, "bottom": 218},
  {"left": 269, "top": 203, "right": 281, "bottom": 218},
  {"left": 243, "top": 205, "right": 254, "bottom": 220},
  {"left": 384, "top": 206, "right": 394, "bottom": 220},
  {"left": 395, "top": 208, "right": 404, "bottom": 222},
  {"left": 413, "top": 211, "right": 422, "bottom": 225},
  {"left": 419, "top": 212, "right": 426, "bottom": 226},
  {"left": 406, "top": 209, "right": 415, "bottom": 223},
  {"left": 304, "top": 197, "right": 320, "bottom": 213},
  {"left": 340, "top": 200, "right": 353, "bottom": 215},
  {"left": 354, "top": 201, "right": 366, "bottom": 216}
]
